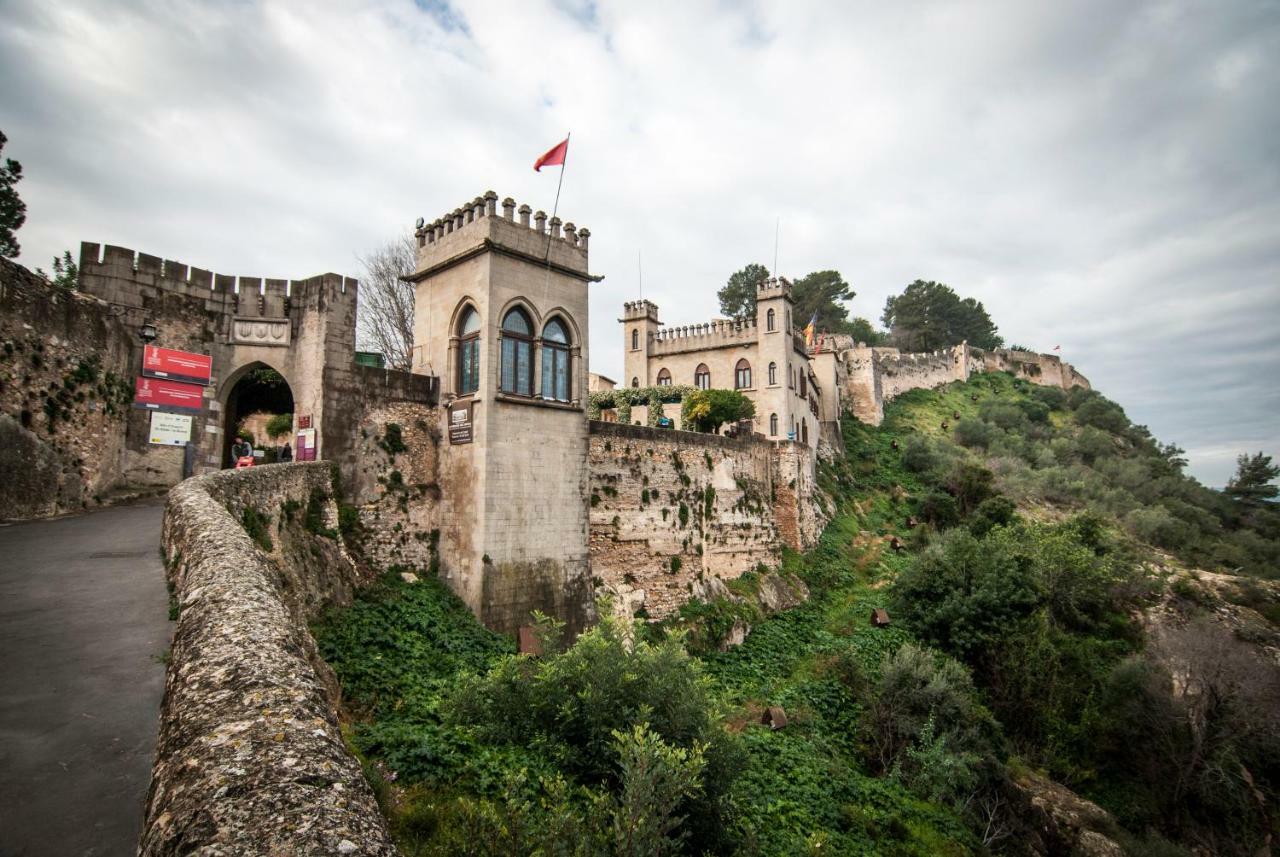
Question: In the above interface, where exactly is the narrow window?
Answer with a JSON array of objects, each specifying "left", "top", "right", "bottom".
[
  {"left": 500, "top": 307, "right": 534, "bottom": 396},
  {"left": 541, "top": 317, "right": 571, "bottom": 402},
  {"left": 769, "top": 413, "right": 778, "bottom": 436},
  {"left": 766, "top": 308, "right": 775, "bottom": 331},
  {"left": 735, "top": 358, "right": 751, "bottom": 390},
  {"left": 631, "top": 377, "right": 639, "bottom": 388},
  {"left": 800, "top": 372, "right": 807, "bottom": 399},
  {"left": 631, "top": 328, "right": 639, "bottom": 350},
  {"left": 802, "top": 420, "right": 809, "bottom": 445},
  {"left": 457, "top": 305, "right": 481, "bottom": 395},
  {"left": 694, "top": 364, "right": 710, "bottom": 389},
  {"left": 657, "top": 367, "right": 672, "bottom": 386},
  {"left": 768, "top": 362, "right": 777, "bottom": 385}
]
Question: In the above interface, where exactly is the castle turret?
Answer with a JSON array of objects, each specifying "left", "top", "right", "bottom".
[
  {"left": 406, "top": 190, "right": 596, "bottom": 636},
  {"left": 755, "top": 277, "right": 796, "bottom": 439},
  {"left": 620, "top": 299, "right": 660, "bottom": 388}
]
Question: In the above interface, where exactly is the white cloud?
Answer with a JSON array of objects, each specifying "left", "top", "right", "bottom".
[{"left": 1, "top": 0, "right": 1276, "bottom": 488}]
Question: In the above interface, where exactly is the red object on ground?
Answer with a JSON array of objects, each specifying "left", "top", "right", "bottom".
[
  {"left": 534, "top": 137, "right": 569, "bottom": 172},
  {"left": 234, "top": 456, "right": 254, "bottom": 469},
  {"left": 133, "top": 376, "right": 205, "bottom": 415},
  {"left": 142, "top": 345, "right": 212, "bottom": 385}
]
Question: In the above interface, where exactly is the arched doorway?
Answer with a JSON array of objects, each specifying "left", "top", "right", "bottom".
[{"left": 222, "top": 362, "right": 294, "bottom": 467}]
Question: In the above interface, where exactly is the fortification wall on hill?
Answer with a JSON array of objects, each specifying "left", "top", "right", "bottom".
[
  {"left": 827, "top": 340, "right": 1089, "bottom": 427},
  {"left": 146, "top": 463, "right": 394, "bottom": 856},
  {"left": 587, "top": 421, "right": 823, "bottom": 620}
]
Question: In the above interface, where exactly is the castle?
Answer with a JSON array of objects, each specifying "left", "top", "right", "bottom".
[{"left": 0, "top": 188, "right": 1088, "bottom": 631}]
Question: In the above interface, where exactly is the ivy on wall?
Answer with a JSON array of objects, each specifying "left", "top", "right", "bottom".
[{"left": 587, "top": 385, "right": 697, "bottom": 430}]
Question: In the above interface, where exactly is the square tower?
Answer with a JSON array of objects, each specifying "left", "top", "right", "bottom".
[
  {"left": 407, "top": 192, "right": 596, "bottom": 635},
  {"left": 620, "top": 300, "right": 660, "bottom": 388},
  {"left": 755, "top": 277, "right": 797, "bottom": 439}
]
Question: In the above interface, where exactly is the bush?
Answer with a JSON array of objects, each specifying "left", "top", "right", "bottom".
[
  {"left": 967, "top": 495, "right": 1017, "bottom": 537},
  {"left": 915, "top": 489, "right": 961, "bottom": 528},
  {"left": 952, "top": 418, "right": 993, "bottom": 450},
  {"left": 943, "top": 462, "right": 995, "bottom": 515},
  {"left": 444, "top": 614, "right": 742, "bottom": 850},
  {"left": 1029, "top": 385, "right": 1067, "bottom": 410},
  {"left": 978, "top": 399, "right": 1028, "bottom": 430},
  {"left": 1075, "top": 397, "right": 1129, "bottom": 434},
  {"left": 861, "top": 644, "right": 998, "bottom": 786}
]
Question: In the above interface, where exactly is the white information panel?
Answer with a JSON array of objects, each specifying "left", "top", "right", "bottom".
[{"left": 149, "top": 411, "right": 193, "bottom": 446}]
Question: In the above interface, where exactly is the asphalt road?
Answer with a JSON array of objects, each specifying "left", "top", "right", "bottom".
[{"left": 0, "top": 500, "right": 171, "bottom": 857}]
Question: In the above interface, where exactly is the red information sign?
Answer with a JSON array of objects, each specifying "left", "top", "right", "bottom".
[
  {"left": 133, "top": 376, "right": 205, "bottom": 415},
  {"left": 142, "top": 345, "right": 212, "bottom": 386}
]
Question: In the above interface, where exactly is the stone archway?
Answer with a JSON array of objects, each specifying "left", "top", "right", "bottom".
[{"left": 220, "top": 361, "right": 295, "bottom": 467}]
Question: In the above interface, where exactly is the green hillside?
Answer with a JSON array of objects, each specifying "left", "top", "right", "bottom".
[{"left": 315, "top": 372, "right": 1280, "bottom": 856}]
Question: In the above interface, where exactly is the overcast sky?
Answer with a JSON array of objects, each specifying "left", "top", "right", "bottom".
[{"left": 2, "top": 0, "right": 1277, "bottom": 487}]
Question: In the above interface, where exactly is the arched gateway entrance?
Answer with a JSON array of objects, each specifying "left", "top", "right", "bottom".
[{"left": 221, "top": 362, "right": 294, "bottom": 467}]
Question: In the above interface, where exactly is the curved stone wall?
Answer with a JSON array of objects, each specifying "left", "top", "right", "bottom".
[{"left": 141, "top": 463, "right": 395, "bottom": 856}]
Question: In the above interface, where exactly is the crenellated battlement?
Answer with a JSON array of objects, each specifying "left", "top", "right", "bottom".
[
  {"left": 649, "top": 315, "right": 759, "bottom": 355},
  {"left": 622, "top": 299, "right": 660, "bottom": 322},
  {"left": 78, "top": 242, "right": 358, "bottom": 320},
  {"left": 755, "top": 276, "right": 792, "bottom": 299},
  {"left": 409, "top": 190, "right": 591, "bottom": 279}
]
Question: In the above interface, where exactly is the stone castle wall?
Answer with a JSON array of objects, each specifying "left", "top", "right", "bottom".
[
  {"left": 0, "top": 258, "right": 155, "bottom": 518},
  {"left": 824, "top": 339, "right": 1090, "bottom": 427},
  {"left": 587, "top": 421, "right": 823, "bottom": 620}
]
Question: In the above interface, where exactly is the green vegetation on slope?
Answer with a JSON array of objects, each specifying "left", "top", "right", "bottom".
[{"left": 314, "top": 372, "right": 1280, "bottom": 856}]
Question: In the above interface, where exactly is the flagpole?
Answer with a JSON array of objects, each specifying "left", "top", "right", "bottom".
[
  {"left": 773, "top": 216, "right": 780, "bottom": 274},
  {"left": 544, "top": 132, "right": 570, "bottom": 262}
]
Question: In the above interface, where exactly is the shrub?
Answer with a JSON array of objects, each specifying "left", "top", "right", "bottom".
[
  {"left": 444, "top": 614, "right": 742, "bottom": 849},
  {"left": 916, "top": 489, "right": 961, "bottom": 528},
  {"left": 681, "top": 389, "right": 755, "bottom": 433},
  {"left": 967, "top": 495, "right": 1017, "bottom": 537},
  {"left": 978, "top": 399, "right": 1028, "bottom": 430},
  {"left": 1029, "top": 386, "right": 1067, "bottom": 410},
  {"left": 1075, "top": 397, "right": 1129, "bottom": 434},
  {"left": 861, "top": 644, "right": 998, "bottom": 780},
  {"left": 943, "top": 462, "right": 995, "bottom": 515},
  {"left": 952, "top": 418, "right": 993, "bottom": 450}
]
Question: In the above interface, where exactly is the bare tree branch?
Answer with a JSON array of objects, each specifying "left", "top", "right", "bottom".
[{"left": 356, "top": 233, "right": 417, "bottom": 370}]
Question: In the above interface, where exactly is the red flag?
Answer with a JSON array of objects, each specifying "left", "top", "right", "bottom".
[{"left": 534, "top": 137, "right": 569, "bottom": 172}]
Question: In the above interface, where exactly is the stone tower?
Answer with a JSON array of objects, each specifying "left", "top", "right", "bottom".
[
  {"left": 754, "top": 277, "right": 796, "bottom": 438},
  {"left": 621, "top": 300, "right": 660, "bottom": 388},
  {"left": 407, "top": 192, "right": 596, "bottom": 635}
]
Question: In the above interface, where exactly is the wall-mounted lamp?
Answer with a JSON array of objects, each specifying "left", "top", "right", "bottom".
[{"left": 139, "top": 321, "right": 158, "bottom": 344}]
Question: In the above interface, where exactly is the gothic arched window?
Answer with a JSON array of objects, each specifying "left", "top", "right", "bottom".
[
  {"left": 802, "top": 420, "right": 809, "bottom": 445},
  {"left": 500, "top": 307, "right": 534, "bottom": 396},
  {"left": 734, "top": 359, "right": 751, "bottom": 390},
  {"left": 766, "top": 308, "right": 775, "bottom": 331},
  {"left": 541, "top": 317, "right": 571, "bottom": 401},
  {"left": 657, "top": 367, "right": 672, "bottom": 386},
  {"left": 631, "top": 377, "right": 639, "bottom": 388},
  {"left": 769, "top": 413, "right": 778, "bottom": 436},
  {"left": 631, "top": 328, "right": 639, "bottom": 350},
  {"left": 694, "top": 364, "right": 710, "bottom": 389},
  {"left": 457, "top": 305, "right": 481, "bottom": 395},
  {"left": 768, "top": 362, "right": 777, "bottom": 386}
]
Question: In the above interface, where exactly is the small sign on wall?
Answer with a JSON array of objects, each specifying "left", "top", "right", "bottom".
[
  {"left": 149, "top": 411, "right": 193, "bottom": 446},
  {"left": 134, "top": 376, "right": 204, "bottom": 415},
  {"left": 448, "top": 401, "right": 474, "bottom": 445},
  {"left": 143, "top": 345, "right": 212, "bottom": 386},
  {"left": 298, "top": 414, "right": 312, "bottom": 429},
  {"left": 295, "top": 428, "right": 317, "bottom": 461}
]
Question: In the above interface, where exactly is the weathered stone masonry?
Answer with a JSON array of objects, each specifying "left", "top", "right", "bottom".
[
  {"left": 588, "top": 421, "right": 823, "bottom": 620},
  {"left": 146, "top": 463, "right": 395, "bottom": 856}
]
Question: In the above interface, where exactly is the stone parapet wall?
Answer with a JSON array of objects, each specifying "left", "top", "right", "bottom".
[
  {"left": 587, "top": 422, "right": 821, "bottom": 621},
  {"left": 144, "top": 463, "right": 395, "bottom": 856}
]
